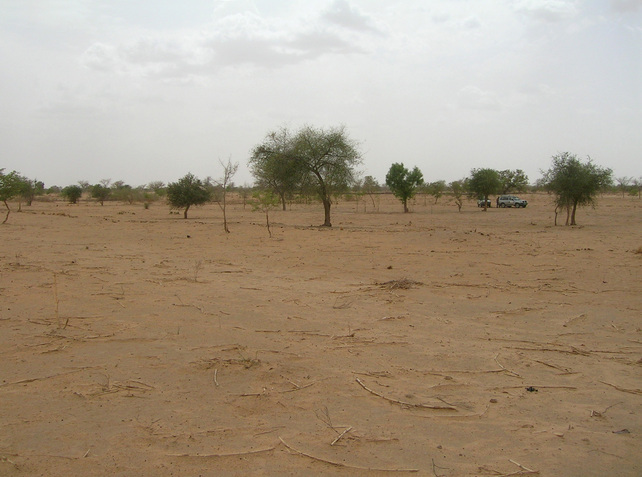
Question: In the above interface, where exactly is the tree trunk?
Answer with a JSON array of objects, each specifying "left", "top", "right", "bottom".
[
  {"left": 565, "top": 206, "right": 571, "bottom": 226},
  {"left": 322, "top": 197, "right": 332, "bottom": 226},
  {"left": 570, "top": 202, "right": 578, "bottom": 226},
  {"left": 403, "top": 199, "right": 408, "bottom": 213},
  {"left": 265, "top": 210, "right": 272, "bottom": 238},
  {"left": 2, "top": 200, "right": 9, "bottom": 224},
  {"left": 280, "top": 192, "right": 286, "bottom": 211},
  {"left": 183, "top": 205, "right": 190, "bottom": 219}
]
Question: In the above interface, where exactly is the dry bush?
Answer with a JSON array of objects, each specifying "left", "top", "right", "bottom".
[{"left": 377, "top": 278, "right": 423, "bottom": 290}]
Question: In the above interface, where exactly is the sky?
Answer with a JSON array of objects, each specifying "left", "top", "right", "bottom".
[{"left": 1, "top": 0, "right": 640, "bottom": 188}]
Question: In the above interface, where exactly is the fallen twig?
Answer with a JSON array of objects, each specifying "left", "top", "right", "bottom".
[
  {"left": 508, "top": 458, "right": 539, "bottom": 474},
  {"left": 330, "top": 427, "right": 353, "bottom": 446},
  {"left": 494, "top": 354, "right": 521, "bottom": 378},
  {"left": 168, "top": 446, "right": 275, "bottom": 458},
  {"left": 278, "top": 437, "right": 418, "bottom": 472},
  {"left": 279, "top": 382, "right": 315, "bottom": 393},
  {"left": 0, "top": 368, "right": 93, "bottom": 388},
  {"left": 355, "top": 378, "right": 456, "bottom": 410},
  {"left": 599, "top": 381, "right": 642, "bottom": 395}
]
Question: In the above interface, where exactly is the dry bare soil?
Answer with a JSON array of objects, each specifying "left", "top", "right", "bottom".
[{"left": 1, "top": 193, "right": 640, "bottom": 476}]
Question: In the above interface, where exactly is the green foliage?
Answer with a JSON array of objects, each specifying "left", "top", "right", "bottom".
[
  {"left": 361, "top": 175, "right": 380, "bottom": 211},
  {"left": 498, "top": 169, "right": 529, "bottom": 194},
  {"left": 249, "top": 125, "right": 362, "bottom": 226},
  {"left": 61, "top": 185, "right": 83, "bottom": 204},
  {"left": 111, "top": 183, "right": 143, "bottom": 204},
  {"left": 249, "top": 128, "right": 303, "bottom": 211},
  {"left": 91, "top": 184, "right": 111, "bottom": 205},
  {"left": 166, "top": 173, "right": 211, "bottom": 219},
  {"left": 425, "top": 180, "right": 447, "bottom": 204},
  {"left": 385, "top": 163, "right": 423, "bottom": 213},
  {"left": 541, "top": 152, "right": 612, "bottom": 225},
  {"left": 148, "top": 181, "right": 167, "bottom": 197},
  {"left": 18, "top": 178, "right": 45, "bottom": 206},
  {"left": 449, "top": 180, "right": 466, "bottom": 212},
  {"left": 251, "top": 189, "right": 280, "bottom": 237},
  {"left": 0, "top": 170, "right": 21, "bottom": 201},
  {"left": 0, "top": 170, "right": 23, "bottom": 224},
  {"left": 467, "top": 168, "right": 501, "bottom": 210}
]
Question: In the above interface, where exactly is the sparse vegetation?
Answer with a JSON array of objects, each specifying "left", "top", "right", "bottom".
[
  {"left": 61, "top": 185, "right": 83, "bottom": 204},
  {"left": 211, "top": 158, "right": 239, "bottom": 233},
  {"left": 166, "top": 173, "right": 211, "bottom": 219},
  {"left": 251, "top": 189, "right": 280, "bottom": 238},
  {"left": 385, "top": 163, "right": 423, "bottom": 213},
  {"left": 467, "top": 168, "right": 502, "bottom": 211},
  {"left": 250, "top": 125, "right": 362, "bottom": 226},
  {"left": 541, "top": 152, "right": 613, "bottom": 226},
  {"left": 0, "top": 169, "right": 21, "bottom": 224}
]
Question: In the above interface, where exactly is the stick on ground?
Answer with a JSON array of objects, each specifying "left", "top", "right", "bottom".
[
  {"left": 355, "top": 378, "right": 456, "bottom": 410},
  {"left": 279, "top": 437, "right": 418, "bottom": 472}
]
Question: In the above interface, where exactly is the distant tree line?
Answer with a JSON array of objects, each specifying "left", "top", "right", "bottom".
[{"left": 0, "top": 123, "right": 627, "bottom": 227}]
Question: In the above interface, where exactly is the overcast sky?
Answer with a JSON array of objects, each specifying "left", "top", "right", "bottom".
[{"left": 1, "top": 0, "right": 640, "bottom": 188}]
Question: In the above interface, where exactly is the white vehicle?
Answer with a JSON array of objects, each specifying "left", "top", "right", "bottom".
[{"left": 497, "top": 195, "right": 528, "bottom": 208}]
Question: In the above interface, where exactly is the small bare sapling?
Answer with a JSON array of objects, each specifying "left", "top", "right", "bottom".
[{"left": 252, "top": 190, "right": 280, "bottom": 237}]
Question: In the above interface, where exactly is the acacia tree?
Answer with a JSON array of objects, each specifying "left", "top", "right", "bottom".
[
  {"left": 249, "top": 128, "right": 302, "bottom": 211},
  {"left": 385, "top": 163, "right": 423, "bottom": 213},
  {"left": 249, "top": 125, "right": 361, "bottom": 227},
  {"left": 0, "top": 169, "right": 21, "bottom": 224},
  {"left": 498, "top": 169, "right": 529, "bottom": 194},
  {"left": 362, "top": 175, "right": 380, "bottom": 212},
  {"left": 91, "top": 184, "right": 111, "bottom": 205},
  {"left": 426, "top": 180, "right": 447, "bottom": 204},
  {"left": 295, "top": 125, "right": 361, "bottom": 226},
  {"left": 61, "top": 185, "right": 83, "bottom": 204},
  {"left": 449, "top": 180, "right": 465, "bottom": 212},
  {"left": 467, "top": 168, "right": 501, "bottom": 211},
  {"left": 615, "top": 177, "right": 632, "bottom": 197},
  {"left": 541, "top": 152, "right": 612, "bottom": 226},
  {"left": 167, "top": 173, "right": 211, "bottom": 219}
]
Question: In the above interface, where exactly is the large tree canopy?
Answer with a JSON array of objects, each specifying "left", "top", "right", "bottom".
[
  {"left": 467, "top": 168, "right": 501, "bottom": 210},
  {"left": 385, "top": 163, "right": 423, "bottom": 213},
  {"left": 541, "top": 152, "right": 612, "bottom": 225},
  {"left": 249, "top": 128, "right": 303, "bottom": 211},
  {"left": 167, "top": 173, "right": 211, "bottom": 219},
  {"left": 498, "top": 169, "right": 529, "bottom": 194},
  {"left": 249, "top": 125, "right": 361, "bottom": 227}
]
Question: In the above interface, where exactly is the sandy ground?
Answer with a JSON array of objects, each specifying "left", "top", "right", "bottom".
[{"left": 1, "top": 192, "right": 640, "bottom": 476}]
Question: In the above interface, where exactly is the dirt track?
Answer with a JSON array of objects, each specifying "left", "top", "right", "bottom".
[{"left": 1, "top": 193, "right": 640, "bottom": 476}]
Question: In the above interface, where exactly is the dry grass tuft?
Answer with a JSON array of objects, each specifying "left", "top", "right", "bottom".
[
  {"left": 377, "top": 278, "right": 423, "bottom": 290},
  {"left": 634, "top": 246, "right": 642, "bottom": 255}
]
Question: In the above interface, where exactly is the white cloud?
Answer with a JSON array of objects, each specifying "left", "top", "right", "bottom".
[
  {"left": 514, "top": 0, "right": 579, "bottom": 22},
  {"left": 80, "top": 5, "right": 373, "bottom": 80},
  {"left": 322, "top": 0, "right": 382, "bottom": 33},
  {"left": 458, "top": 86, "right": 502, "bottom": 111},
  {"left": 610, "top": 0, "right": 642, "bottom": 12}
]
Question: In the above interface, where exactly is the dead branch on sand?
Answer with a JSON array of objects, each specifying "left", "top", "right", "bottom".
[
  {"left": 599, "top": 381, "right": 642, "bottom": 395},
  {"left": 494, "top": 354, "right": 522, "bottom": 378},
  {"left": 168, "top": 446, "right": 275, "bottom": 458},
  {"left": 355, "top": 378, "right": 456, "bottom": 410},
  {"left": 0, "top": 367, "right": 95, "bottom": 388},
  {"left": 278, "top": 437, "right": 419, "bottom": 472}
]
